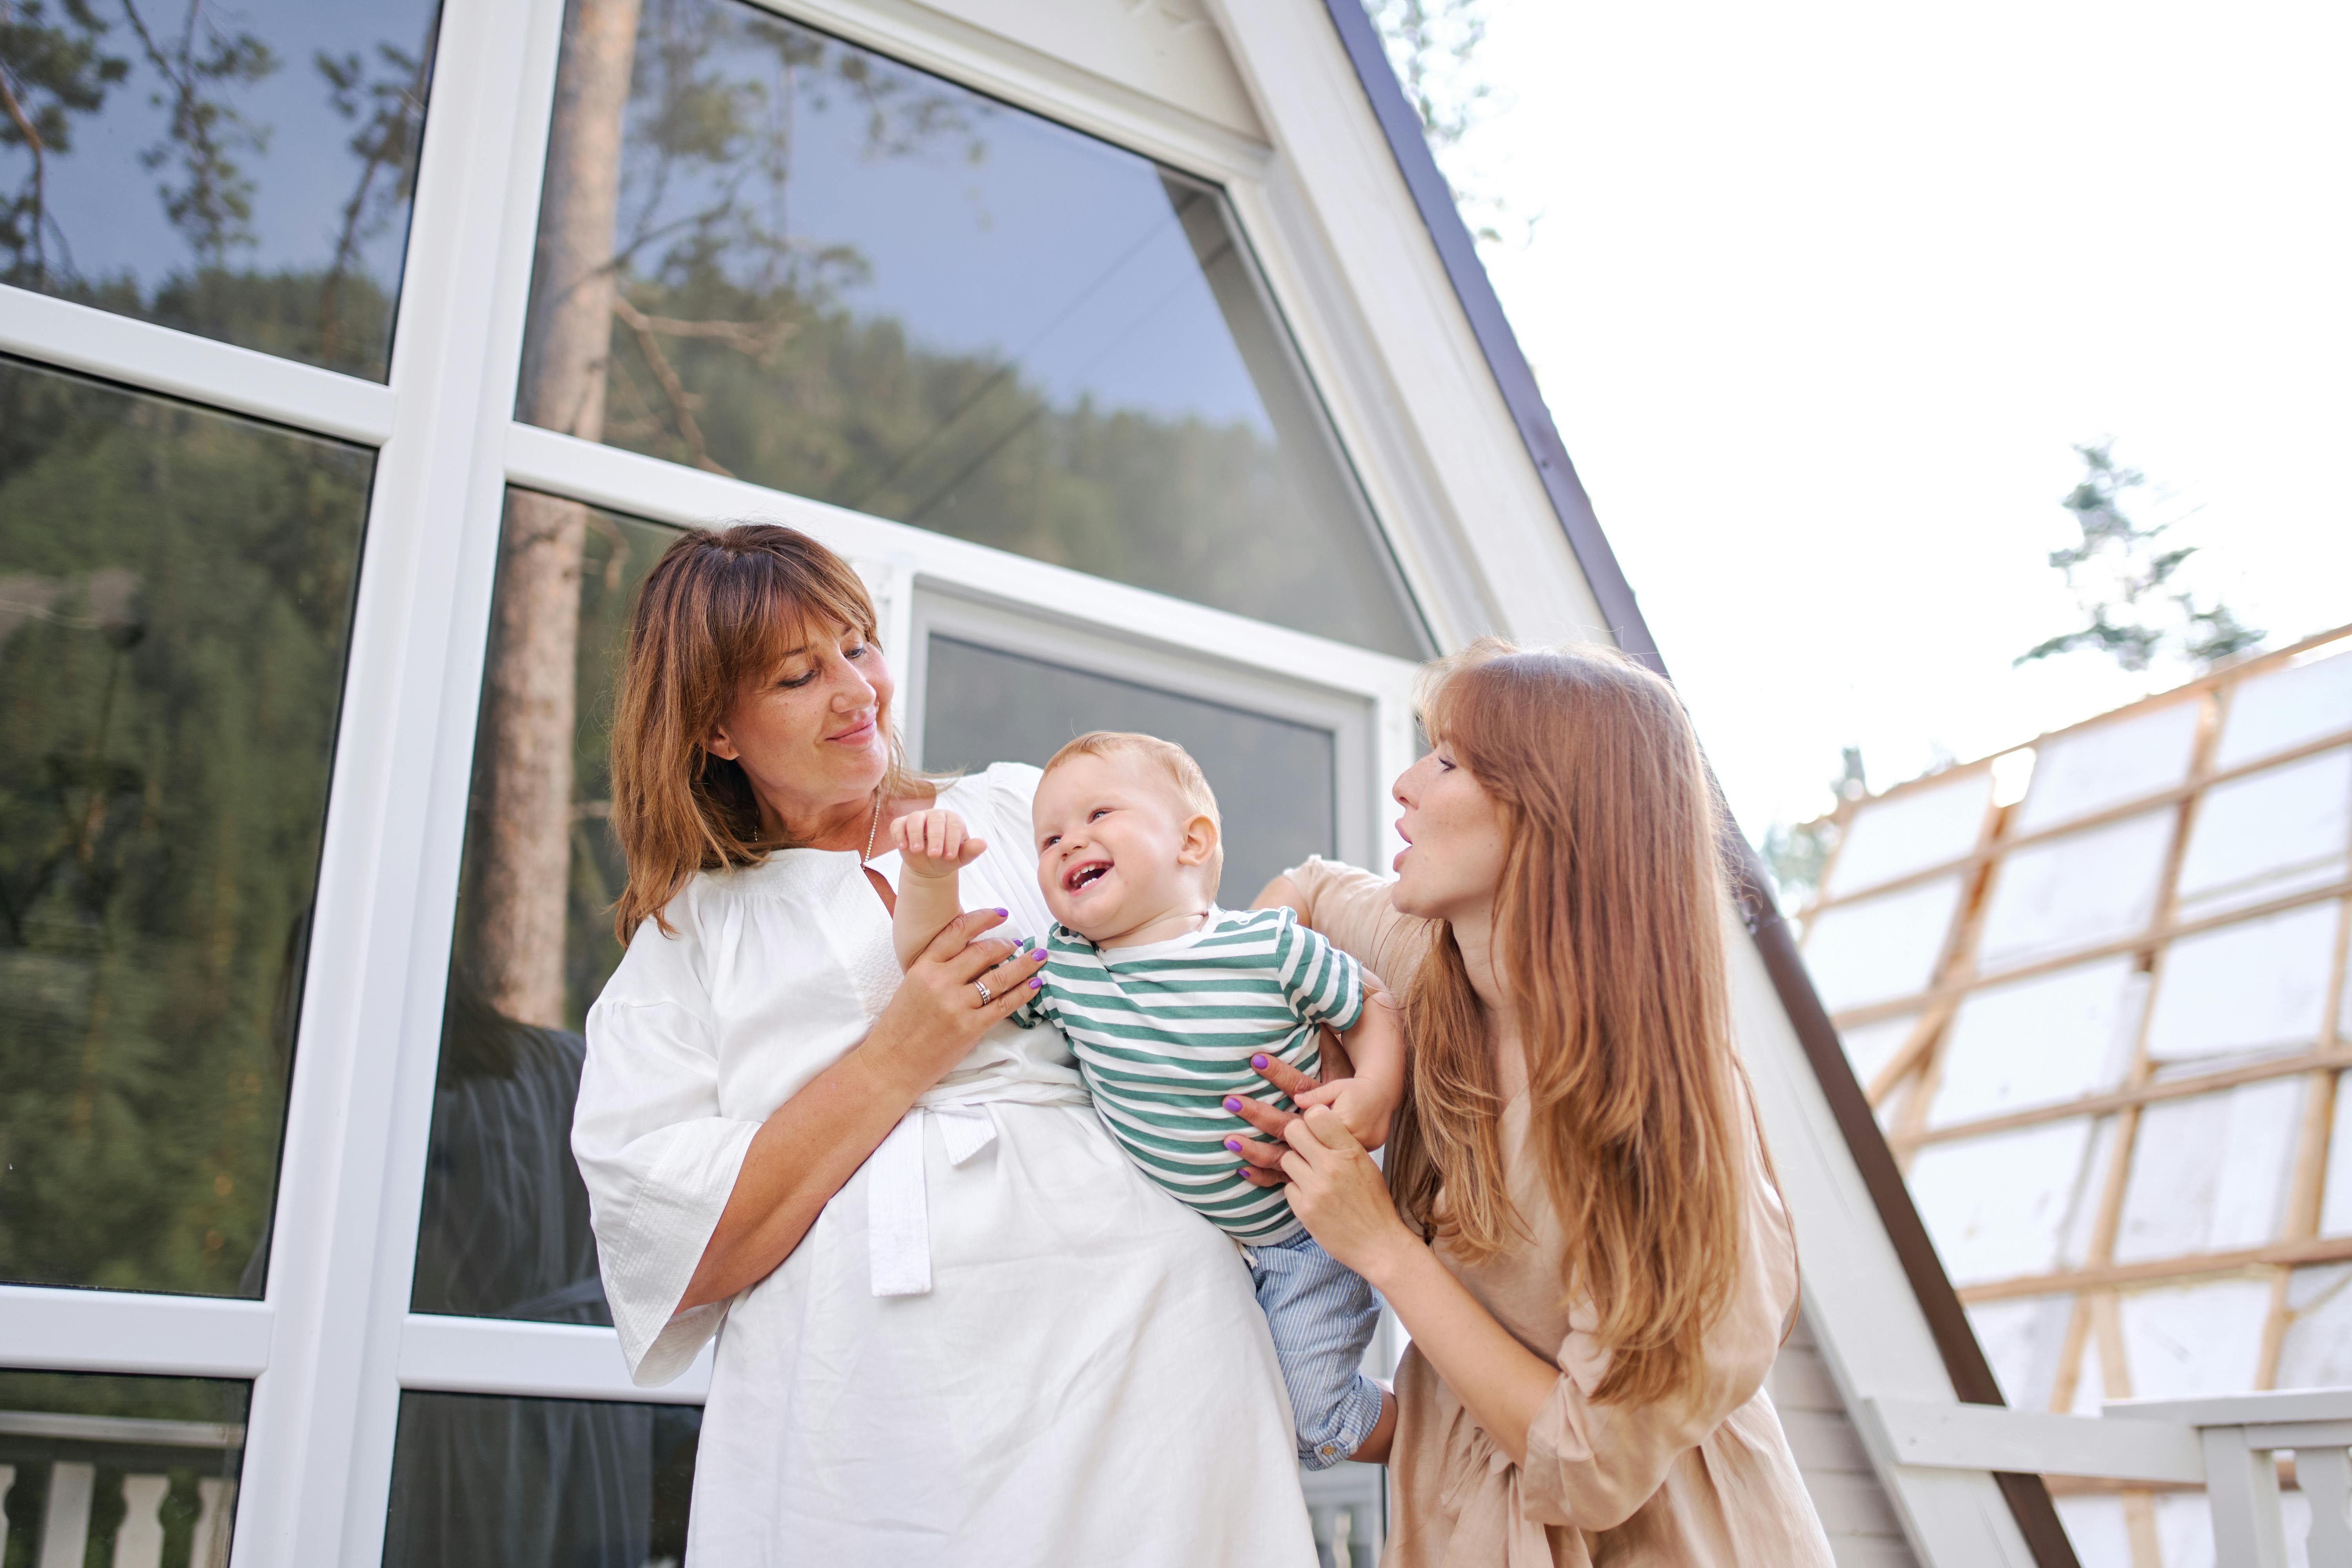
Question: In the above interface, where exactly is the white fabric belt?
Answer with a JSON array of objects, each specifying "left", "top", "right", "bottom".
[{"left": 868, "top": 1083, "right": 1089, "bottom": 1297}]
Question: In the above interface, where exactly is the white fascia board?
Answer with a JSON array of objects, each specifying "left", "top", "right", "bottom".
[
  {"left": 0, "top": 285, "right": 396, "bottom": 446},
  {"left": 0, "top": 1287, "right": 273, "bottom": 1379},
  {"left": 1727, "top": 928, "right": 2039, "bottom": 1566},
  {"left": 398, "top": 1315, "right": 711, "bottom": 1405},
  {"left": 1200, "top": 0, "right": 1608, "bottom": 652},
  {"left": 758, "top": 0, "right": 1269, "bottom": 180}
]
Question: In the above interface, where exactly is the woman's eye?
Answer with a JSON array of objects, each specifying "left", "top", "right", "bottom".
[
  {"left": 846, "top": 644, "right": 868, "bottom": 660},
  {"left": 780, "top": 669, "right": 817, "bottom": 690},
  {"left": 1435, "top": 755, "right": 1456, "bottom": 772}
]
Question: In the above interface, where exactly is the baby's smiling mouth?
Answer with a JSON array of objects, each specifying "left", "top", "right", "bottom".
[{"left": 1063, "top": 859, "right": 1112, "bottom": 893}]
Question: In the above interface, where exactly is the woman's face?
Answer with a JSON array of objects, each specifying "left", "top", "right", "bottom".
[
  {"left": 1388, "top": 739, "right": 1508, "bottom": 923},
  {"left": 705, "top": 619, "right": 893, "bottom": 828}
]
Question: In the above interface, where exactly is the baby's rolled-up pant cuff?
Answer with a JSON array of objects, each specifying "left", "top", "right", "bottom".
[{"left": 1299, "top": 1372, "right": 1386, "bottom": 1470}]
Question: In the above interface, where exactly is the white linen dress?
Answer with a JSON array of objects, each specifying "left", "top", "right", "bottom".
[{"left": 573, "top": 762, "right": 1317, "bottom": 1566}]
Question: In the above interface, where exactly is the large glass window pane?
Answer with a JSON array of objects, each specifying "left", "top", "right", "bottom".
[
  {"left": 0, "top": 356, "right": 370, "bottom": 1297},
  {"left": 518, "top": 0, "right": 1425, "bottom": 657},
  {"left": 919, "top": 635, "right": 1337, "bottom": 906},
  {"left": 382, "top": 1392, "right": 698, "bottom": 1568},
  {"left": 0, "top": 1370, "right": 247, "bottom": 1568},
  {"left": 415, "top": 491, "right": 667, "bottom": 1323},
  {"left": 0, "top": 0, "right": 444, "bottom": 379}
]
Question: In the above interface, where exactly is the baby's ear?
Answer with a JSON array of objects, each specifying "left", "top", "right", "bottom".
[{"left": 1176, "top": 811, "right": 1220, "bottom": 867}]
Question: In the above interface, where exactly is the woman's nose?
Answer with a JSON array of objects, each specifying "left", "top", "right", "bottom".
[{"left": 830, "top": 661, "right": 876, "bottom": 707}]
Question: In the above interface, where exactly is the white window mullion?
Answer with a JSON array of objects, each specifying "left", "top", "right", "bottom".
[
  {"left": 228, "top": 1, "right": 573, "bottom": 1565},
  {"left": 0, "top": 284, "right": 397, "bottom": 446},
  {"left": 397, "top": 1315, "right": 711, "bottom": 1406},
  {"left": 0, "top": 1286, "right": 273, "bottom": 1380}
]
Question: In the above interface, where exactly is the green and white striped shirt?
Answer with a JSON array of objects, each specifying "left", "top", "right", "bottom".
[{"left": 1027, "top": 907, "right": 1365, "bottom": 1244}]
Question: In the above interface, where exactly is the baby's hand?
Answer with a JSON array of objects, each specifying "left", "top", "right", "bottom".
[
  {"left": 1293, "top": 1067, "right": 1400, "bottom": 1153},
  {"left": 891, "top": 809, "right": 985, "bottom": 881}
]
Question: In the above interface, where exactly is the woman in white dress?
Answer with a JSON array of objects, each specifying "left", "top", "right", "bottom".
[{"left": 570, "top": 523, "right": 1316, "bottom": 1565}]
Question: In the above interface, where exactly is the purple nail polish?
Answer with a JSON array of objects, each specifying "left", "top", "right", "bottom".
[
  {"left": 1250, "top": 1054, "right": 1270, "bottom": 1071},
  {"left": 993, "top": 907, "right": 1007, "bottom": 917},
  {"left": 1225, "top": 1138, "right": 1243, "bottom": 1153},
  {"left": 1223, "top": 1097, "right": 1244, "bottom": 1113},
  {"left": 1028, "top": 976, "right": 1042, "bottom": 989}
]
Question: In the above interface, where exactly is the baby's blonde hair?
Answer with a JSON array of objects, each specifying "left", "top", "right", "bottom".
[{"left": 1040, "top": 731, "right": 1223, "bottom": 887}]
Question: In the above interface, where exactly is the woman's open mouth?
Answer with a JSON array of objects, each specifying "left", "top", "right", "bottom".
[{"left": 1063, "top": 860, "right": 1112, "bottom": 893}]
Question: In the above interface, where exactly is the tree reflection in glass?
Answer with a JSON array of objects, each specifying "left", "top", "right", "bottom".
[
  {"left": 413, "top": 494, "right": 669, "bottom": 1326},
  {"left": 0, "top": 0, "right": 443, "bottom": 378},
  {"left": 0, "top": 356, "right": 370, "bottom": 1296},
  {"left": 517, "top": 0, "right": 1426, "bottom": 656}
]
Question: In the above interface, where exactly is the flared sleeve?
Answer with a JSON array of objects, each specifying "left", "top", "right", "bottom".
[
  {"left": 1279, "top": 856, "right": 1434, "bottom": 988},
  {"left": 1517, "top": 1126, "right": 1800, "bottom": 1530},
  {"left": 573, "top": 908, "right": 764, "bottom": 1387}
]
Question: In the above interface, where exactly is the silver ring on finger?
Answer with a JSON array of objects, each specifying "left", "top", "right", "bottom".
[{"left": 973, "top": 977, "right": 993, "bottom": 1005}]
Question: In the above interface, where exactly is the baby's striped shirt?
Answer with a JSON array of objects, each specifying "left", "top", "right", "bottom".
[{"left": 1027, "top": 906, "right": 1365, "bottom": 1244}]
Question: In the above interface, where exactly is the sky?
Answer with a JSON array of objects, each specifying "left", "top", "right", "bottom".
[{"left": 1445, "top": 0, "right": 2352, "bottom": 843}]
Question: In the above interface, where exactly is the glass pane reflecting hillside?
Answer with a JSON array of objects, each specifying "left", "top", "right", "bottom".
[
  {"left": 0, "top": 0, "right": 444, "bottom": 378},
  {"left": 0, "top": 357, "right": 370, "bottom": 1296},
  {"left": 518, "top": 0, "right": 1425, "bottom": 657}
]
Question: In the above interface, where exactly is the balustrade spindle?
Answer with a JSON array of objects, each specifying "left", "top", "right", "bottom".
[{"left": 37, "top": 1461, "right": 95, "bottom": 1568}]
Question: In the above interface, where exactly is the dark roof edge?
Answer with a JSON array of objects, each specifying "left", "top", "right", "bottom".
[{"left": 1316, "top": 4, "right": 2074, "bottom": 1563}]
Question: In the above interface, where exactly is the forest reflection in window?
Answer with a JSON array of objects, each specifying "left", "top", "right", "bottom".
[
  {"left": 519, "top": 0, "right": 1426, "bottom": 657},
  {"left": 383, "top": 1392, "right": 698, "bottom": 1568},
  {"left": 0, "top": 356, "right": 369, "bottom": 1298},
  {"left": 414, "top": 492, "right": 668, "bottom": 1324},
  {"left": 0, "top": 0, "right": 443, "bottom": 379}
]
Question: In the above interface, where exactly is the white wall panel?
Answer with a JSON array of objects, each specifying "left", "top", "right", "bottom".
[
  {"left": 1804, "top": 876, "right": 1966, "bottom": 1013},
  {"left": 2214, "top": 647, "right": 2352, "bottom": 771},
  {"left": 2275, "top": 1264, "right": 2352, "bottom": 1388},
  {"left": 1927, "top": 958, "right": 2143, "bottom": 1128},
  {"left": 1825, "top": 771, "right": 1992, "bottom": 900},
  {"left": 1978, "top": 811, "right": 2174, "bottom": 969},
  {"left": 2112, "top": 1080, "right": 2301, "bottom": 1262},
  {"left": 2173, "top": 745, "right": 2351, "bottom": 922},
  {"left": 2144, "top": 903, "right": 2337, "bottom": 1063},
  {"left": 2117, "top": 1278, "right": 2271, "bottom": 1400},
  {"left": 1907, "top": 1118, "right": 2103, "bottom": 1286},
  {"left": 1967, "top": 1295, "right": 2073, "bottom": 1413},
  {"left": 2014, "top": 700, "right": 2201, "bottom": 835}
]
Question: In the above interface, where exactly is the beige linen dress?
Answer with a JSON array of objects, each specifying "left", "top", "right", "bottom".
[{"left": 1285, "top": 858, "right": 1834, "bottom": 1568}]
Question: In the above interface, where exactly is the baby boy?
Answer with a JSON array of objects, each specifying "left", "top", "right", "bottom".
[{"left": 888, "top": 730, "right": 1400, "bottom": 1469}]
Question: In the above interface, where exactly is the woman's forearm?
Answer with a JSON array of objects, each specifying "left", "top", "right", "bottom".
[
  {"left": 677, "top": 1031, "right": 927, "bottom": 1310},
  {"left": 1363, "top": 1236, "right": 1558, "bottom": 1468}
]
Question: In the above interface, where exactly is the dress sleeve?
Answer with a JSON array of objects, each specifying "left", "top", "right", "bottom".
[
  {"left": 1276, "top": 913, "right": 1366, "bottom": 1033},
  {"left": 1516, "top": 1118, "right": 1800, "bottom": 1530},
  {"left": 1280, "top": 856, "right": 1436, "bottom": 989},
  {"left": 572, "top": 917, "right": 764, "bottom": 1387}
]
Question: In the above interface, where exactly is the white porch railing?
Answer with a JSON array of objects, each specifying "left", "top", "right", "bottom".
[
  {"left": 1302, "top": 1460, "right": 1385, "bottom": 1568},
  {"left": 0, "top": 1411, "right": 241, "bottom": 1568},
  {"left": 1864, "top": 1387, "right": 2352, "bottom": 1567}
]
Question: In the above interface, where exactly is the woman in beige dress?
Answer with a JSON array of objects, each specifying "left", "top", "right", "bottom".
[{"left": 1236, "top": 640, "right": 1835, "bottom": 1566}]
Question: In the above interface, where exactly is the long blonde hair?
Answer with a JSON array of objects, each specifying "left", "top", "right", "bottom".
[
  {"left": 1384, "top": 639, "right": 1751, "bottom": 1409},
  {"left": 609, "top": 523, "right": 920, "bottom": 942}
]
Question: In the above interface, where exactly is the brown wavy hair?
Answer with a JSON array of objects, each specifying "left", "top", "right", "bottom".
[
  {"left": 609, "top": 523, "right": 920, "bottom": 942},
  {"left": 1383, "top": 639, "right": 1751, "bottom": 1409}
]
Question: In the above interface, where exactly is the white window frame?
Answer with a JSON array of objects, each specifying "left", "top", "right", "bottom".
[{"left": 0, "top": 0, "right": 1432, "bottom": 1561}]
